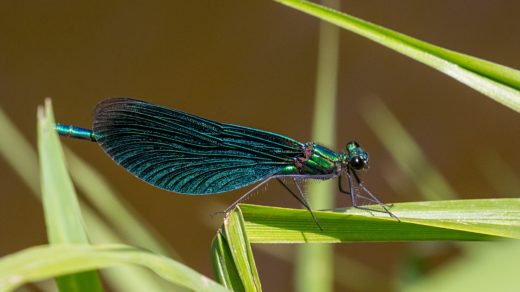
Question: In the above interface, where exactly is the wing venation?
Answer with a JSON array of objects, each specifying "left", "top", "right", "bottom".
[{"left": 93, "top": 98, "right": 303, "bottom": 194}]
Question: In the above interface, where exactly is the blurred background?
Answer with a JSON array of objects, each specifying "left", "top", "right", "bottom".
[{"left": 1, "top": 1, "right": 519, "bottom": 291}]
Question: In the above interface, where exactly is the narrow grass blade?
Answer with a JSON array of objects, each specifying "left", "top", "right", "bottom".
[
  {"left": 37, "top": 99, "right": 103, "bottom": 291},
  {"left": 240, "top": 199, "right": 520, "bottom": 243},
  {"left": 275, "top": 0, "right": 520, "bottom": 113},
  {"left": 297, "top": 1, "right": 340, "bottom": 291},
  {"left": 221, "top": 207, "right": 262, "bottom": 291},
  {"left": 0, "top": 105, "right": 173, "bottom": 291},
  {"left": 211, "top": 232, "right": 245, "bottom": 292},
  {"left": 0, "top": 244, "right": 227, "bottom": 292}
]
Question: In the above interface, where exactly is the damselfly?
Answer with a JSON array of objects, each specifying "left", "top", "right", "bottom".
[{"left": 55, "top": 98, "right": 397, "bottom": 229}]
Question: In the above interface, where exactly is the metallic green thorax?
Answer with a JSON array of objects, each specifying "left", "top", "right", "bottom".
[
  {"left": 280, "top": 142, "right": 369, "bottom": 176},
  {"left": 280, "top": 143, "right": 341, "bottom": 175}
]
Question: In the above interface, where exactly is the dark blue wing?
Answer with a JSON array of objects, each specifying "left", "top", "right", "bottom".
[{"left": 92, "top": 98, "right": 303, "bottom": 194}]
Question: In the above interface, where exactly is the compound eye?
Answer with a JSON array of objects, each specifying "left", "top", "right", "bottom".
[{"left": 350, "top": 156, "right": 366, "bottom": 170}]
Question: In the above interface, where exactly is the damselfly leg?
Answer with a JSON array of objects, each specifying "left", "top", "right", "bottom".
[
  {"left": 221, "top": 174, "right": 326, "bottom": 230},
  {"left": 276, "top": 178, "right": 322, "bottom": 231},
  {"left": 339, "top": 171, "right": 399, "bottom": 221}
]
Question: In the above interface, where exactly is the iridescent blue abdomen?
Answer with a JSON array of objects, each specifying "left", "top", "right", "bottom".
[{"left": 55, "top": 123, "right": 96, "bottom": 141}]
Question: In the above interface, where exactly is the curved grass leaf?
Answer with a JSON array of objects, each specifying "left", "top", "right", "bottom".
[
  {"left": 38, "top": 99, "right": 103, "bottom": 291},
  {"left": 38, "top": 100, "right": 88, "bottom": 245},
  {"left": 239, "top": 198, "right": 520, "bottom": 243},
  {"left": 275, "top": 0, "right": 520, "bottom": 113},
  {"left": 1, "top": 104, "right": 174, "bottom": 291},
  {"left": 0, "top": 244, "right": 227, "bottom": 292},
  {"left": 203, "top": 202, "right": 392, "bottom": 291},
  {"left": 219, "top": 207, "right": 262, "bottom": 291},
  {"left": 211, "top": 233, "right": 245, "bottom": 292}
]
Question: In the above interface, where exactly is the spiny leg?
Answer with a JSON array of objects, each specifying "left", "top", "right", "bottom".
[
  {"left": 338, "top": 173, "right": 351, "bottom": 194},
  {"left": 222, "top": 176, "right": 277, "bottom": 214},
  {"left": 346, "top": 171, "right": 399, "bottom": 221},
  {"left": 350, "top": 170, "right": 393, "bottom": 208},
  {"left": 340, "top": 174, "right": 376, "bottom": 205},
  {"left": 354, "top": 193, "right": 388, "bottom": 205},
  {"left": 221, "top": 174, "right": 319, "bottom": 214},
  {"left": 218, "top": 174, "right": 332, "bottom": 229},
  {"left": 357, "top": 183, "right": 399, "bottom": 221},
  {"left": 277, "top": 178, "right": 323, "bottom": 231},
  {"left": 346, "top": 172, "right": 380, "bottom": 212},
  {"left": 351, "top": 191, "right": 394, "bottom": 208}
]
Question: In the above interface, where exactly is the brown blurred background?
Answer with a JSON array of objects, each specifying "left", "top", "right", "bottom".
[{"left": 1, "top": 1, "right": 519, "bottom": 291}]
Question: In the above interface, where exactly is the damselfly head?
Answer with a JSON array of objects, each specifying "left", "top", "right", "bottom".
[{"left": 345, "top": 140, "right": 369, "bottom": 171}]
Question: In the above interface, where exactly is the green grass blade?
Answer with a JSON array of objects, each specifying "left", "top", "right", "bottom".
[
  {"left": 211, "top": 233, "right": 245, "bottom": 292},
  {"left": 275, "top": 0, "right": 520, "bottom": 113},
  {"left": 0, "top": 105, "right": 172, "bottom": 291},
  {"left": 202, "top": 202, "right": 392, "bottom": 291},
  {"left": 297, "top": 0, "right": 340, "bottom": 291},
  {"left": 38, "top": 102, "right": 88, "bottom": 242},
  {"left": 37, "top": 99, "right": 103, "bottom": 291},
  {"left": 221, "top": 207, "right": 262, "bottom": 291},
  {"left": 0, "top": 244, "right": 227, "bottom": 292},
  {"left": 240, "top": 199, "right": 520, "bottom": 243}
]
